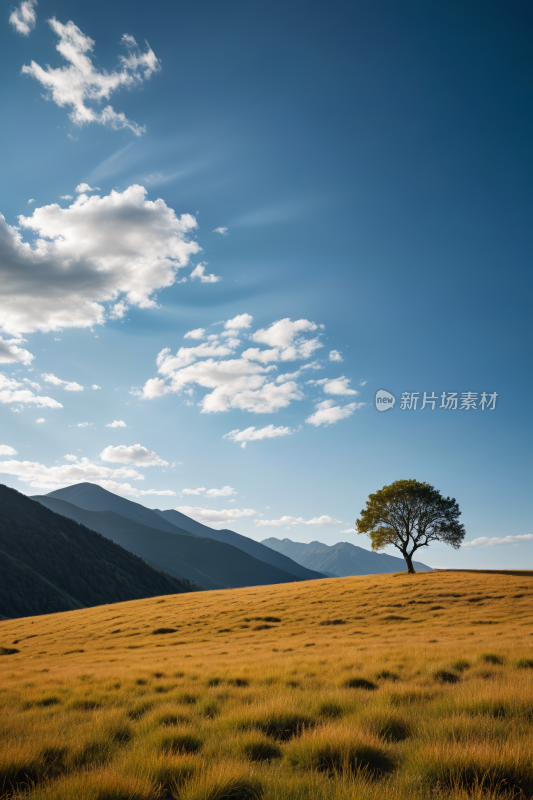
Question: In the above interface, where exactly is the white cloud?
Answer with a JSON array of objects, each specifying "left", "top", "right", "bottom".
[
  {"left": 223, "top": 424, "right": 296, "bottom": 448},
  {"left": 138, "top": 315, "right": 330, "bottom": 415},
  {"left": 35, "top": 417, "right": 45, "bottom": 423},
  {"left": 0, "top": 337, "right": 34, "bottom": 366},
  {"left": 212, "top": 226, "right": 228, "bottom": 235},
  {"left": 0, "top": 456, "right": 143, "bottom": 492},
  {"left": 0, "top": 372, "right": 62, "bottom": 408},
  {"left": 255, "top": 515, "right": 343, "bottom": 528},
  {"left": 28, "top": 199, "right": 35, "bottom": 205},
  {"left": 22, "top": 20, "right": 160, "bottom": 135},
  {"left": 184, "top": 328, "right": 206, "bottom": 340},
  {"left": 77, "top": 422, "right": 93, "bottom": 427},
  {"left": 176, "top": 506, "right": 257, "bottom": 526},
  {"left": 0, "top": 185, "right": 200, "bottom": 335},
  {"left": 339, "top": 528, "right": 354, "bottom": 534},
  {"left": 106, "top": 420, "right": 127, "bottom": 428},
  {"left": 190, "top": 262, "right": 221, "bottom": 283},
  {"left": 0, "top": 445, "right": 18, "bottom": 456},
  {"left": 100, "top": 443, "right": 168, "bottom": 467},
  {"left": 60, "top": 194, "right": 73, "bottom": 200},
  {"left": 462, "top": 535, "right": 533, "bottom": 547},
  {"left": 309, "top": 376, "right": 358, "bottom": 396},
  {"left": 306, "top": 399, "right": 362, "bottom": 426},
  {"left": 42, "top": 373, "right": 84, "bottom": 392},
  {"left": 9, "top": 0, "right": 37, "bottom": 36},
  {"left": 181, "top": 486, "right": 237, "bottom": 497},
  {"left": 91, "top": 384, "right": 101, "bottom": 390},
  {"left": 225, "top": 314, "right": 253, "bottom": 330},
  {"left": 76, "top": 183, "right": 100, "bottom": 193},
  {"left": 329, "top": 350, "right": 343, "bottom": 362}
]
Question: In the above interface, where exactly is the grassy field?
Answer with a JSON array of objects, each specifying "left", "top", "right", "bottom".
[{"left": 1, "top": 570, "right": 532, "bottom": 800}]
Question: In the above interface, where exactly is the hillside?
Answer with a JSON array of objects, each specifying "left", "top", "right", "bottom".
[
  {"left": 44, "top": 483, "right": 181, "bottom": 533},
  {"left": 155, "top": 508, "right": 323, "bottom": 581},
  {"left": 0, "top": 571, "right": 531, "bottom": 800},
  {"left": 262, "top": 537, "right": 432, "bottom": 575},
  {"left": 37, "top": 483, "right": 325, "bottom": 584},
  {"left": 32, "top": 495, "right": 312, "bottom": 591},
  {"left": 0, "top": 484, "right": 199, "bottom": 620}
]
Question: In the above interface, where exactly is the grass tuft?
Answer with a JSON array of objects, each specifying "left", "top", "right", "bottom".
[
  {"left": 284, "top": 724, "right": 395, "bottom": 778},
  {"left": 344, "top": 677, "right": 377, "bottom": 690}
]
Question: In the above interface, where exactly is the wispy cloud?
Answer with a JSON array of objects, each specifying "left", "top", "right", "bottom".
[
  {"left": 105, "top": 420, "right": 127, "bottom": 428},
  {"left": 22, "top": 21, "right": 160, "bottom": 134},
  {"left": 0, "top": 372, "right": 62, "bottom": 409},
  {"left": 255, "top": 515, "right": 343, "bottom": 527},
  {"left": 181, "top": 486, "right": 237, "bottom": 497},
  {"left": 462, "top": 534, "right": 533, "bottom": 547},
  {"left": 190, "top": 262, "right": 222, "bottom": 283},
  {"left": 306, "top": 399, "right": 363, "bottom": 426},
  {"left": 212, "top": 226, "right": 228, "bottom": 235},
  {"left": 9, "top": 0, "right": 37, "bottom": 36},
  {"left": 176, "top": 506, "right": 258, "bottom": 526},
  {"left": 223, "top": 424, "right": 296, "bottom": 448}
]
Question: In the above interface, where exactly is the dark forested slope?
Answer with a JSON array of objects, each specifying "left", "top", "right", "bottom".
[{"left": 0, "top": 484, "right": 200, "bottom": 620}]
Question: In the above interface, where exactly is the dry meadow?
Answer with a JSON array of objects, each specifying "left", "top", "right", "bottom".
[{"left": 1, "top": 570, "right": 532, "bottom": 800}]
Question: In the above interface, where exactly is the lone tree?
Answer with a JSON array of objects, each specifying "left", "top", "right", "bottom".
[{"left": 356, "top": 479, "right": 465, "bottom": 573}]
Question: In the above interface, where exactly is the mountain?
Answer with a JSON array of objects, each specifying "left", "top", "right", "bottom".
[
  {"left": 45, "top": 483, "right": 181, "bottom": 533},
  {"left": 154, "top": 508, "right": 324, "bottom": 581},
  {"left": 32, "top": 495, "right": 315, "bottom": 591},
  {"left": 261, "top": 538, "right": 433, "bottom": 576},
  {"left": 0, "top": 484, "right": 200, "bottom": 620},
  {"left": 42, "top": 483, "right": 325, "bottom": 582}
]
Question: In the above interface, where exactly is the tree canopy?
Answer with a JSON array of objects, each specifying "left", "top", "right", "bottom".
[{"left": 356, "top": 479, "right": 465, "bottom": 573}]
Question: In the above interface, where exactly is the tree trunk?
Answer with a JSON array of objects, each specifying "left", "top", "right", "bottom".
[{"left": 403, "top": 551, "right": 416, "bottom": 574}]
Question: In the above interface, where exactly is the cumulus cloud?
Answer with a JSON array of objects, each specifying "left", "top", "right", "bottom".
[
  {"left": 223, "top": 424, "right": 296, "bottom": 448},
  {"left": 0, "top": 337, "right": 34, "bottom": 366},
  {"left": 184, "top": 328, "right": 206, "bottom": 340},
  {"left": 0, "top": 445, "right": 18, "bottom": 456},
  {"left": 0, "top": 372, "right": 62, "bottom": 408},
  {"left": 9, "top": 0, "right": 37, "bottom": 36},
  {"left": 306, "top": 399, "right": 362, "bottom": 426},
  {"left": 91, "top": 384, "right": 101, "bottom": 390},
  {"left": 462, "top": 535, "right": 533, "bottom": 547},
  {"left": 0, "top": 185, "right": 201, "bottom": 335},
  {"left": 176, "top": 506, "right": 258, "bottom": 526},
  {"left": 106, "top": 420, "right": 127, "bottom": 428},
  {"left": 35, "top": 417, "right": 45, "bottom": 423},
  {"left": 42, "top": 373, "right": 83, "bottom": 391},
  {"left": 255, "top": 515, "right": 343, "bottom": 528},
  {"left": 309, "top": 376, "right": 358, "bottom": 396},
  {"left": 22, "top": 20, "right": 160, "bottom": 134},
  {"left": 190, "top": 262, "right": 222, "bottom": 283},
  {"left": 76, "top": 183, "right": 99, "bottom": 193},
  {"left": 339, "top": 528, "right": 354, "bottom": 534},
  {"left": 212, "top": 226, "right": 228, "bottom": 235},
  {"left": 137, "top": 314, "right": 358, "bottom": 421},
  {"left": 138, "top": 316, "right": 329, "bottom": 414},
  {"left": 100, "top": 443, "right": 168, "bottom": 467},
  {"left": 77, "top": 422, "right": 92, "bottom": 427},
  {"left": 28, "top": 199, "right": 35, "bottom": 205},
  {"left": 181, "top": 486, "right": 237, "bottom": 497},
  {"left": 60, "top": 194, "right": 73, "bottom": 200},
  {"left": 329, "top": 350, "right": 343, "bottom": 362}
]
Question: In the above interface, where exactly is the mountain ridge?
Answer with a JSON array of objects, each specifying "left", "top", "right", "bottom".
[{"left": 261, "top": 537, "right": 433, "bottom": 575}]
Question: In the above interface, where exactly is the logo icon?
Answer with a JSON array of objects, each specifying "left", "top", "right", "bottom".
[{"left": 375, "top": 389, "right": 395, "bottom": 412}]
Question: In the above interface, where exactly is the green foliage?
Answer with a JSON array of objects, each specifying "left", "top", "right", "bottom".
[{"left": 356, "top": 479, "right": 465, "bottom": 572}]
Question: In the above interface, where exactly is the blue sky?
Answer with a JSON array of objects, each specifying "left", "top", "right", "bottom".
[{"left": 0, "top": 0, "right": 531, "bottom": 569}]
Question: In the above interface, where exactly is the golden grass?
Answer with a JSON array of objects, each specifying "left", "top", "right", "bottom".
[{"left": 1, "top": 570, "right": 532, "bottom": 799}]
